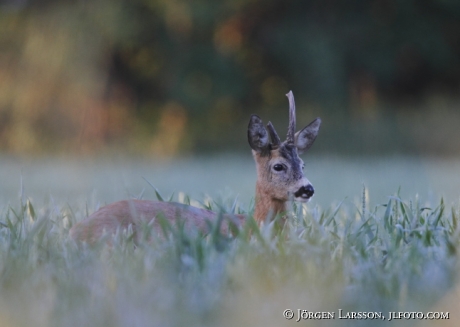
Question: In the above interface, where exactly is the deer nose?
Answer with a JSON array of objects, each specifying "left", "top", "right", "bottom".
[{"left": 295, "top": 184, "right": 314, "bottom": 199}]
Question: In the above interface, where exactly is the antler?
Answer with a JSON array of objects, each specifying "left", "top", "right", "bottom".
[
  {"left": 266, "top": 121, "right": 280, "bottom": 148},
  {"left": 286, "top": 90, "right": 296, "bottom": 144}
]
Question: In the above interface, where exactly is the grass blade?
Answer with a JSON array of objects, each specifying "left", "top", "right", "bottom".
[{"left": 142, "top": 177, "right": 164, "bottom": 202}]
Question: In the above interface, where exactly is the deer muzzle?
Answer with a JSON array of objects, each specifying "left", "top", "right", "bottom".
[{"left": 294, "top": 184, "right": 315, "bottom": 200}]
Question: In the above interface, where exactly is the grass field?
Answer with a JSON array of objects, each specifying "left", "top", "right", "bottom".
[{"left": 0, "top": 155, "right": 459, "bottom": 327}]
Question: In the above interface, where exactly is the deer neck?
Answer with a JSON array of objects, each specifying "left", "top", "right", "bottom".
[{"left": 254, "top": 181, "right": 287, "bottom": 223}]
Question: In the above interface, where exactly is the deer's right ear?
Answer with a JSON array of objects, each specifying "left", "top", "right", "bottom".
[{"left": 248, "top": 115, "right": 270, "bottom": 152}]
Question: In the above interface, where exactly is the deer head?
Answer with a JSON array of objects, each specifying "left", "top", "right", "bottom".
[{"left": 248, "top": 91, "right": 321, "bottom": 217}]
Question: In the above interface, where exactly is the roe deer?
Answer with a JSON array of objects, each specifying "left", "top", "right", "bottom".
[{"left": 69, "top": 91, "right": 321, "bottom": 243}]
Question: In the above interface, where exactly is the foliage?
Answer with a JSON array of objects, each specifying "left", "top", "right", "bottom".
[
  {"left": 0, "top": 188, "right": 458, "bottom": 327},
  {"left": 0, "top": 0, "right": 460, "bottom": 155}
]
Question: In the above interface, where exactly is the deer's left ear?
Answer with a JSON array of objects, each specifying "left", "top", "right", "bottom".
[{"left": 295, "top": 118, "right": 321, "bottom": 154}]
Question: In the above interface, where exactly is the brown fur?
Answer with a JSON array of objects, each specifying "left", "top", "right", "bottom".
[
  {"left": 252, "top": 145, "right": 308, "bottom": 223},
  {"left": 69, "top": 200, "right": 245, "bottom": 244},
  {"left": 69, "top": 91, "right": 320, "bottom": 244}
]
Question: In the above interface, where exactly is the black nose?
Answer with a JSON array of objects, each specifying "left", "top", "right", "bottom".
[{"left": 295, "top": 184, "right": 314, "bottom": 199}]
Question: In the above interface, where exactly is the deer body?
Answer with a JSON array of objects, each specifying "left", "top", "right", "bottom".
[
  {"left": 69, "top": 199, "right": 246, "bottom": 243},
  {"left": 69, "top": 91, "right": 321, "bottom": 243}
]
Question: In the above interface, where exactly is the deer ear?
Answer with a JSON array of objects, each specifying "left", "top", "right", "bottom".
[
  {"left": 295, "top": 117, "right": 321, "bottom": 154},
  {"left": 248, "top": 115, "right": 270, "bottom": 152}
]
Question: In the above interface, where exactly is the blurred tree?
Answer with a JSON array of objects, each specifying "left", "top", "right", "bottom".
[{"left": 0, "top": 0, "right": 459, "bottom": 155}]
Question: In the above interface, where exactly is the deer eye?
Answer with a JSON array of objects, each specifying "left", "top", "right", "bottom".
[{"left": 273, "top": 164, "right": 285, "bottom": 172}]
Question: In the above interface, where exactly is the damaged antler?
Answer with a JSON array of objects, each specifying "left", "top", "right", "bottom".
[{"left": 286, "top": 90, "right": 296, "bottom": 144}]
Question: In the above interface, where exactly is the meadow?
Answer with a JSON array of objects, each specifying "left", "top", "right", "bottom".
[{"left": 0, "top": 154, "right": 459, "bottom": 327}]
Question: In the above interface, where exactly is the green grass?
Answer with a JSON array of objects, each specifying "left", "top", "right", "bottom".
[
  {"left": 0, "top": 187, "right": 458, "bottom": 327},
  {"left": 0, "top": 156, "right": 459, "bottom": 327}
]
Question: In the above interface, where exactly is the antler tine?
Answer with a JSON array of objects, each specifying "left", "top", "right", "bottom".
[
  {"left": 286, "top": 90, "right": 296, "bottom": 144},
  {"left": 266, "top": 121, "right": 280, "bottom": 148}
]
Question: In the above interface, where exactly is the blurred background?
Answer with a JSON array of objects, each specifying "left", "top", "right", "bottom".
[
  {"left": 1, "top": 0, "right": 460, "bottom": 208},
  {"left": 0, "top": 0, "right": 459, "bottom": 157},
  {"left": 2, "top": 3, "right": 460, "bottom": 325}
]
